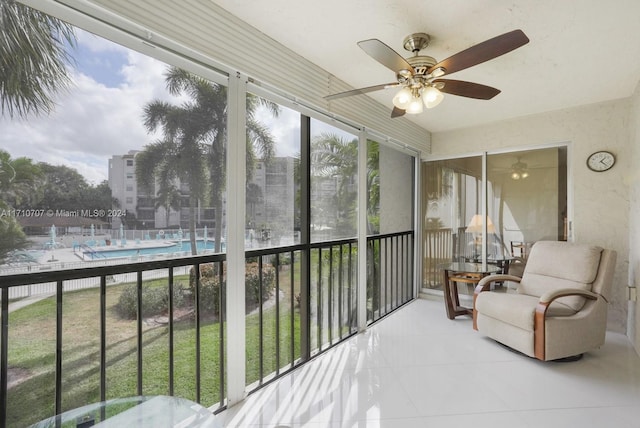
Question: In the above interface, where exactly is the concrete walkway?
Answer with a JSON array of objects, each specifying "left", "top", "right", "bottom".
[{"left": 7, "top": 293, "right": 55, "bottom": 314}]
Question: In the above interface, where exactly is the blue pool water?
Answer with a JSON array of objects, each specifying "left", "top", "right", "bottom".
[{"left": 88, "top": 240, "right": 220, "bottom": 259}]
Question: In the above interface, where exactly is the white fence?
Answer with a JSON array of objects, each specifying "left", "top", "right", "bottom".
[{"left": 2, "top": 263, "right": 192, "bottom": 300}]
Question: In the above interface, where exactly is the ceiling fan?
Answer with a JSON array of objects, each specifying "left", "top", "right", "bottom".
[
  {"left": 325, "top": 29, "right": 529, "bottom": 117},
  {"left": 491, "top": 155, "right": 552, "bottom": 180}
]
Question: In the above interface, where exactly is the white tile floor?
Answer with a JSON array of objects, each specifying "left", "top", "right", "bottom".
[{"left": 216, "top": 298, "right": 640, "bottom": 428}]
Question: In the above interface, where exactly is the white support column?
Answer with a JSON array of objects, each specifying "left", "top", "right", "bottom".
[
  {"left": 413, "top": 155, "right": 422, "bottom": 298},
  {"left": 357, "top": 130, "right": 368, "bottom": 332},
  {"left": 481, "top": 152, "right": 488, "bottom": 270},
  {"left": 226, "top": 72, "right": 247, "bottom": 406}
]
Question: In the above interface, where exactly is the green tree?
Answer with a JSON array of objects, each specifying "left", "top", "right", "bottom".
[
  {"left": 31, "top": 163, "right": 89, "bottom": 212},
  {"left": 366, "top": 140, "right": 380, "bottom": 234},
  {"left": 82, "top": 180, "right": 117, "bottom": 222},
  {"left": 0, "top": 0, "right": 76, "bottom": 118},
  {"left": 0, "top": 150, "right": 44, "bottom": 207},
  {"left": 15, "top": 164, "right": 114, "bottom": 223},
  {"left": 0, "top": 150, "right": 44, "bottom": 262}
]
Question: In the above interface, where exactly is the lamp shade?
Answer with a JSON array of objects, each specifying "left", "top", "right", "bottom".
[{"left": 465, "top": 214, "right": 495, "bottom": 233}]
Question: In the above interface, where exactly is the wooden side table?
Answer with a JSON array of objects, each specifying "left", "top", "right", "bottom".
[{"left": 441, "top": 262, "right": 501, "bottom": 319}]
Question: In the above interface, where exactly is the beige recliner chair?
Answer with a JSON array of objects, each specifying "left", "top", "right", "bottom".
[{"left": 473, "top": 241, "right": 617, "bottom": 361}]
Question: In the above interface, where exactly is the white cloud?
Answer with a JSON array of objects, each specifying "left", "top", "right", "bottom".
[
  {"left": 254, "top": 104, "right": 301, "bottom": 157},
  {"left": 0, "top": 38, "right": 171, "bottom": 185}
]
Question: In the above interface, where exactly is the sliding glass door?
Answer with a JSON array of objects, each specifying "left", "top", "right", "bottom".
[
  {"left": 486, "top": 147, "right": 568, "bottom": 260},
  {"left": 422, "top": 146, "right": 568, "bottom": 291},
  {"left": 422, "top": 155, "right": 481, "bottom": 288}
]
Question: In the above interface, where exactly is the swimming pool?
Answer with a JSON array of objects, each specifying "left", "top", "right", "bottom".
[{"left": 86, "top": 240, "right": 221, "bottom": 260}]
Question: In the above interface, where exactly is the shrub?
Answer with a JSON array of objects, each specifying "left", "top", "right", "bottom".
[
  {"left": 190, "top": 262, "right": 276, "bottom": 314},
  {"left": 245, "top": 262, "right": 275, "bottom": 310},
  {"left": 115, "top": 282, "right": 186, "bottom": 319},
  {"left": 189, "top": 263, "right": 223, "bottom": 316}
]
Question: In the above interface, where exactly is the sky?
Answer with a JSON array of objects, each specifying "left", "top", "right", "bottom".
[{"left": 0, "top": 25, "right": 323, "bottom": 185}]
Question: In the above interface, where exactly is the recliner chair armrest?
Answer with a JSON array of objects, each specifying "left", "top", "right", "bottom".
[
  {"left": 538, "top": 288, "right": 599, "bottom": 304},
  {"left": 474, "top": 274, "right": 522, "bottom": 294},
  {"left": 534, "top": 288, "right": 599, "bottom": 360},
  {"left": 472, "top": 274, "right": 522, "bottom": 330}
]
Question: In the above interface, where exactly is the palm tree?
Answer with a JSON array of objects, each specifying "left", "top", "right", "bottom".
[
  {"left": 136, "top": 138, "right": 207, "bottom": 254},
  {"left": 0, "top": 0, "right": 76, "bottom": 118},
  {"left": 246, "top": 182, "right": 264, "bottom": 226},
  {"left": 155, "top": 183, "right": 182, "bottom": 228},
  {"left": 310, "top": 133, "right": 359, "bottom": 236},
  {"left": 139, "top": 66, "right": 278, "bottom": 254}
]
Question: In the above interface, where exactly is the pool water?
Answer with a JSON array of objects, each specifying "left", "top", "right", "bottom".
[{"left": 87, "top": 240, "right": 221, "bottom": 259}]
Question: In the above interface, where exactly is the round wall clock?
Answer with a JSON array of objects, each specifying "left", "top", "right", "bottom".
[{"left": 586, "top": 151, "right": 615, "bottom": 172}]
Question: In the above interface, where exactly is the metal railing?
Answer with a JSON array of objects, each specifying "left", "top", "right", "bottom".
[
  {"left": 243, "top": 238, "right": 360, "bottom": 393},
  {"left": 0, "top": 232, "right": 414, "bottom": 426},
  {"left": 244, "top": 245, "right": 304, "bottom": 391},
  {"left": 0, "top": 254, "right": 226, "bottom": 427},
  {"left": 367, "top": 231, "right": 415, "bottom": 324},
  {"left": 422, "top": 228, "right": 453, "bottom": 288},
  {"left": 309, "top": 239, "right": 359, "bottom": 355}
]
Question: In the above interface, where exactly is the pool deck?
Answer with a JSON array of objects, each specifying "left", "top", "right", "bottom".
[{"left": 38, "top": 238, "right": 183, "bottom": 264}]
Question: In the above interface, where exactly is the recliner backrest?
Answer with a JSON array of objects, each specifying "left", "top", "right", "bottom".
[{"left": 518, "top": 241, "right": 604, "bottom": 311}]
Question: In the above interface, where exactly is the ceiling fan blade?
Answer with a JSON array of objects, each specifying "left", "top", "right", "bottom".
[
  {"left": 434, "top": 79, "right": 501, "bottom": 100},
  {"left": 325, "top": 82, "right": 399, "bottom": 101},
  {"left": 428, "top": 29, "right": 529, "bottom": 76},
  {"left": 391, "top": 107, "right": 406, "bottom": 118},
  {"left": 358, "top": 39, "right": 415, "bottom": 74}
]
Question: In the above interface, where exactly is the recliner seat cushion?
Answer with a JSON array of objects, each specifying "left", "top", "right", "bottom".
[{"left": 475, "top": 292, "right": 578, "bottom": 331}]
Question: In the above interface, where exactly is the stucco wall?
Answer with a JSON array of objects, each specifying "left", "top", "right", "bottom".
[{"left": 429, "top": 99, "right": 631, "bottom": 333}]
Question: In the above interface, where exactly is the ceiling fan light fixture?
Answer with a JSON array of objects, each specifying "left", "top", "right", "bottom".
[
  {"left": 392, "top": 87, "right": 412, "bottom": 109},
  {"left": 423, "top": 86, "right": 444, "bottom": 109},
  {"left": 406, "top": 94, "right": 424, "bottom": 114},
  {"left": 510, "top": 159, "right": 529, "bottom": 180}
]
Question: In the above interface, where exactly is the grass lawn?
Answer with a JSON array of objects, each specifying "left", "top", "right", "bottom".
[{"left": 6, "top": 272, "right": 302, "bottom": 427}]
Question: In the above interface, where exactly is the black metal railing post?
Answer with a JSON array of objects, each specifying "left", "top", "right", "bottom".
[
  {"left": 55, "top": 280, "right": 63, "bottom": 415},
  {"left": 136, "top": 271, "right": 143, "bottom": 396},
  {"left": 1, "top": 287, "right": 8, "bottom": 425}
]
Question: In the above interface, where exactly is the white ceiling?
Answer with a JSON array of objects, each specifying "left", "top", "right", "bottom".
[{"left": 210, "top": 0, "right": 640, "bottom": 133}]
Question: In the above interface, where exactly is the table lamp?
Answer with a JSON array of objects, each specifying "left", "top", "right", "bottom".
[{"left": 466, "top": 214, "right": 495, "bottom": 259}]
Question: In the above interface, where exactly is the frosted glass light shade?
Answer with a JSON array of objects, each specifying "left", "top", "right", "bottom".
[
  {"left": 406, "top": 96, "right": 424, "bottom": 114},
  {"left": 423, "top": 86, "right": 444, "bottom": 109},
  {"left": 392, "top": 87, "right": 412, "bottom": 109}
]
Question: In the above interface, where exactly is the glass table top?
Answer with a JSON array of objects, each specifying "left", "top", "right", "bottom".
[
  {"left": 439, "top": 262, "right": 502, "bottom": 274},
  {"left": 30, "top": 395, "right": 221, "bottom": 428}
]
